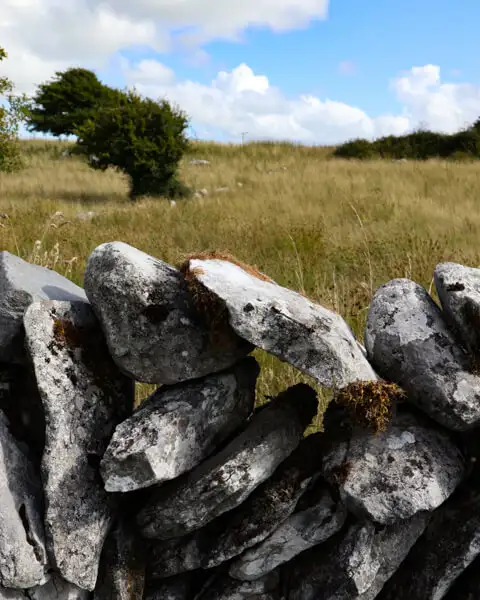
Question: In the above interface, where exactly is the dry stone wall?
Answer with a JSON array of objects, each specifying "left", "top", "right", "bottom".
[{"left": 1, "top": 242, "right": 480, "bottom": 599}]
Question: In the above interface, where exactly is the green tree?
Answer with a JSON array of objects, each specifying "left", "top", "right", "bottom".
[
  {"left": 0, "top": 47, "right": 29, "bottom": 172},
  {"left": 26, "top": 67, "right": 123, "bottom": 137},
  {"left": 75, "top": 90, "right": 191, "bottom": 200}
]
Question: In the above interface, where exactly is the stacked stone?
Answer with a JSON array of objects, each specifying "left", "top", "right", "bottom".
[{"left": 0, "top": 242, "right": 479, "bottom": 599}]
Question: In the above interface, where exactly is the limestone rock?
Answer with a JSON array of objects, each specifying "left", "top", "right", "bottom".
[
  {"left": 0, "top": 251, "right": 87, "bottom": 364},
  {"left": 184, "top": 257, "right": 377, "bottom": 389},
  {"left": 196, "top": 570, "right": 279, "bottom": 600},
  {"left": 0, "top": 411, "right": 48, "bottom": 588},
  {"left": 365, "top": 278, "right": 480, "bottom": 430},
  {"left": 147, "top": 433, "right": 327, "bottom": 578},
  {"left": 23, "top": 300, "right": 134, "bottom": 590},
  {"left": 28, "top": 574, "right": 91, "bottom": 599},
  {"left": 137, "top": 383, "right": 318, "bottom": 539},
  {"left": 434, "top": 262, "right": 480, "bottom": 354},
  {"left": 323, "top": 410, "right": 465, "bottom": 524},
  {"left": 84, "top": 242, "right": 251, "bottom": 384},
  {"left": 229, "top": 482, "right": 347, "bottom": 581},
  {"left": 377, "top": 483, "right": 480, "bottom": 600},
  {"left": 93, "top": 520, "right": 145, "bottom": 599},
  {"left": 101, "top": 357, "right": 259, "bottom": 492}
]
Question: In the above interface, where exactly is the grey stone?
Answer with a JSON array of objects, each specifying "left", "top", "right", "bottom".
[
  {"left": 444, "top": 553, "right": 480, "bottom": 600},
  {"left": 147, "top": 433, "right": 327, "bottom": 579},
  {"left": 376, "top": 482, "right": 480, "bottom": 600},
  {"left": 365, "top": 278, "right": 480, "bottom": 430},
  {"left": 0, "top": 411, "right": 48, "bottom": 588},
  {"left": 286, "top": 513, "right": 428, "bottom": 600},
  {"left": 137, "top": 383, "right": 318, "bottom": 539},
  {"left": 28, "top": 574, "right": 91, "bottom": 599},
  {"left": 101, "top": 357, "right": 259, "bottom": 492},
  {"left": 93, "top": 520, "right": 144, "bottom": 599},
  {"left": 0, "top": 251, "right": 87, "bottom": 364},
  {"left": 196, "top": 570, "right": 279, "bottom": 600},
  {"left": 323, "top": 410, "right": 465, "bottom": 524},
  {"left": 0, "top": 590, "right": 25, "bottom": 600},
  {"left": 189, "top": 160, "right": 210, "bottom": 165},
  {"left": 23, "top": 300, "right": 134, "bottom": 591},
  {"left": 434, "top": 262, "right": 480, "bottom": 354},
  {"left": 183, "top": 257, "right": 377, "bottom": 389},
  {"left": 229, "top": 482, "right": 347, "bottom": 580},
  {"left": 83, "top": 242, "right": 251, "bottom": 384}
]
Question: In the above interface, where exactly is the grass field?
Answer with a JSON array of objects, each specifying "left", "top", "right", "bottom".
[{"left": 2, "top": 139, "right": 480, "bottom": 422}]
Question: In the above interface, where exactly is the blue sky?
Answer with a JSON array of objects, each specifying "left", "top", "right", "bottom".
[{"left": 3, "top": 0, "right": 480, "bottom": 143}]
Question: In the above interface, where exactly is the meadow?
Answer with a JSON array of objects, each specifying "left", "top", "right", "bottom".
[{"left": 2, "top": 139, "right": 480, "bottom": 423}]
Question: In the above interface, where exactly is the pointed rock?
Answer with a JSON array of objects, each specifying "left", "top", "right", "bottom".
[
  {"left": 183, "top": 257, "right": 377, "bottom": 389},
  {"left": 434, "top": 262, "right": 480, "bottom": 354},
  {"left": 24, "top": 300, "right": 134, "bottom": 590},
  {"left": 137, "top": 384, "right": 318, "bottom": 539},
  {"left": 365, "top": 278, "right": 480, "bottom": 430},
  {"left": 323, "top": 410, "right": 465, "bottom": 524},
  {"left": 0, "top": 411, "right": 48, "bottom": 588},
  {"left": 0, "top": 251, "right": 87, "bottom": 364},
  {"left": 84, "top": 242, "right": 252, "bottom": 384},
  {"left": 229, "top": 481, "right": 347, "bottom": 581},
  {"left": 101, "top": 357, "right": 259, "bottom": 492},
  {"left": 93, "top": 520, "right": 145, "bottom": 600}
]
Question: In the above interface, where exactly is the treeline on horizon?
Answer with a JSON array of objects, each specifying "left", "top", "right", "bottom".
[{"left": 333, "top": 120, "right": 480, "bottom": 160}]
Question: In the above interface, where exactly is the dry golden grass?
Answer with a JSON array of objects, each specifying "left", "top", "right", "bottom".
[{"left": 2, "top": 138, "right": 480, "bottom": 414}]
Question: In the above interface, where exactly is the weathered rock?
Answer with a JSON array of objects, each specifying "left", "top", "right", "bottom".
[
  {"left": 0, "top": 362, "right": 45, "bottom": 464},
  {"left": 144, "top": 573, "right": 195, "bottom": 600},
  {"left": 229, "top": 482, "right": 347, "bottom": 581},
  {"left": 183, "top": 257, "right": 377, "bottom": 389},
  {"left": 101, "top": 357, "right": 259, "bottom": 492},
  {"left": 196, "top": 570, "right": 279, "bottom": 600},
  {"left": 28, "top": 574, "right": 91, "bottom": 599},
  {"left": 323, "top": 410, "right": 465, "bottom": 524},
  {"left": 0, "top": 411, "right": 48, "bottom": 588},
  {"left": 147, "top": 433, "right": 327, "bottom": 578},
  {"left": 0, "top": 589, "right": 26, "bottom": 599},
  {"left": 84, "top": 242, "right": 252, "bottom": 384},
  {"left": 376, "top": 483, "right": 480, "bottom": 600},
  {"left": 286, "top": 513, "right": 428, "bottom": 600},
  {"left": 93, "top": 520, "right": 144, "bottom": 599},
  {"left": 137, "top": 384, "right": 318, "bottom": 539},
  {"left": 444, "top": 553, "right": 480, "bottom": 600},
  {"left": 365, "top": 278, "right": 480, "bottom": 430},
  {"left": 23, "top": 300, "right": 134, "bottom": 590},
  {"left": 0, "top": 251, "right": 87, "bottom": 364},
  {"left": 434, "top": 262, "right": 480, "bottom": 354}
]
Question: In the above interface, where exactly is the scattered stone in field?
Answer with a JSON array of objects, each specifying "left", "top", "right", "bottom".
[
  {"left": 136, "top": 383, "right": 318, "bottom": 539},
  {"left": 236, "top": 182, "right": 243, "bottom": 188},
  {"left": 84, "top": 242, "right": 251, "bottom": 384},
  {"left": 183, "top": 256, "right": 377, "bottom": 389},
  {"left": 94, "top": 520, "right": 145, "bottom": 600},
  {"left": 229, "top": 481, "right": 347, "bottom": 580},
  {"left": 0, "top": 251, "right": 87, "bottom": 364},
  {"left": 376, "top": 482, "right": 480, "bottom": 600},
  {"left": 194, "top": 189, "right": 209, "bottom": 199},
  {"left": 365, "top": 278, "right": 480, "bottom": 431},
  {"left": 189, "top": 160, "right": 210, "bottom": 165},
  {"left": 147, "top": 432, "right": 326, "bottom": 578},
  {"left": 0, "top": 410, "right": 48, "bottom": 589},
  {"left": 214, "top": 187, "right": 229, "bottom": 193},
  {"left": 170, "top": 201, "right": 177, "bottom": 208},
  {"left": 322, "top": 410, "right": 465, "bottom": 524},
  {"left": 434, "top": 262, "right": 480, "bottom": 355},
  {"left": 28, "top": 574, "right": 90, "bottom": 600},
  {"left": 101, "top": 357, "right": 258, "bottom": 492},
  {"left": 286, "top": 513, "right": 428, "bottom": 600},
  {"left": 23, "top": 300, "right": 134, "bottom": 591},
  {"left": 0, "top": 362, "right": 45, "bottom": 464},
  {"left": 196, "top": 569, "right": 280, "bottom": 600},
  {"left": 76, "top": 211, "right": 98, "bottom": 221}
]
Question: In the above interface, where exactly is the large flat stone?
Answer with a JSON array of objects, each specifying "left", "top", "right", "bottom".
[
  {"left": 184, "top": 257, "right": 377, "bottom": 389},
  {"left": 0, "top": 411, "right": 48, "bottom": 588},
  {"left": 84, "top": 242, "right": 252, "bottom": 384},
  {"left": 136, "top": 383, "right": 318, "bottom": 539},
  {"left": 0, "top": 251, "right": 87, "bottom": 364},
  {"left": 323, "top": 410, "right": 465, "bottom": 524},
  {"left": 101, "top": 357, "right": 258, "bottom": 492},
  {"left": 365, "top": 278, "right": 480, "bottom": 430},
  {"left": 24, "top": 300, "right": 134, "bottom": 591},
  {"left": 434, "top": 262, "right": 480, "bottom": 354},
  {"left": 229, "top": 481, "right": 347, "bottom": 581}
]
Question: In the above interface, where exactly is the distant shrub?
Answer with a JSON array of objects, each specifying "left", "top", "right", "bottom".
[
  {"left": 75, "top": 90, "right": 191, "bottom": 201},
  {"left": 333, "top": 138, "right": 375, "bottom": 159}
]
